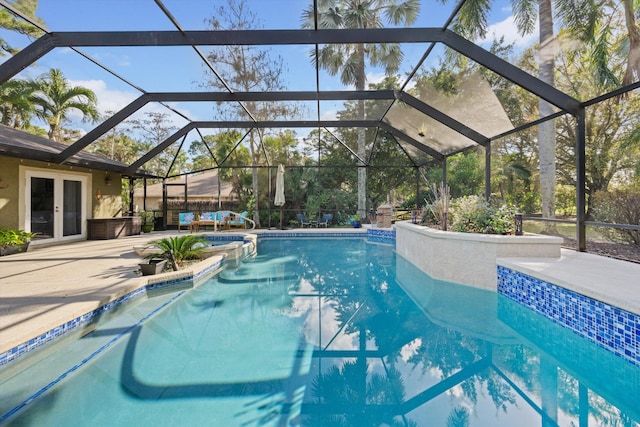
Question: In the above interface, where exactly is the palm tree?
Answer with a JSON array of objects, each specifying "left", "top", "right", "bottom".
[
  {"left": 31, "top": 68, "right": 99, "bottom": 141},
  {"left": 621, "top": 0, "right": 640, "bottom": 86},
  {"left": 0, "top": 79, "right": 38, "bottom": 128},
  {"left": 302, "top": 0, "right": 420, "bottom": 219},
  {"left": 0, "top": 0, "right": 45, "bottom": 57},
  {"left": 448, "top": 1, "right": 639, "bottom": 232},
  {"left": 447, "top": 0, "right": 605, "bottom": 233}
]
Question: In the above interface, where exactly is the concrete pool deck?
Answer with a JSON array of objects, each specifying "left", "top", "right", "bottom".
[{"left": 1, "top": 229, "right": 639, "bottom": 357}]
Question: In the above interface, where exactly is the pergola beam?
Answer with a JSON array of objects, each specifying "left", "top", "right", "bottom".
[
  {"left": 379, "top": 122, "right": 444, "bottom": 161},
  {"left": 0, "top": 29, "right": 580, "bottom": 116},
  {"left": 52, "top": 93, "right": 388, "bottom": 164},
  {"left": 443, "top": 30, "right": 581, "bottom": 114},
  {"left": 54, "top": 94, "right": 151, "bottom": 163},
  {"left": 188, "top": 120, "right": 382, "bottom": 129},
  {"left": 0, "top": 28, "right": 444, "bottom": 84},
  {"left": 395, "top": 91, "right": 489, "bottom": 145},
  {"left": 126, "top": 123, "right": 196, "bottom": 174},
  {"left": 124, "top": 120, "right": 381, "bottom": 173},
  {"left": 148, "top": 90, "right": 396, "bottom": 102}
]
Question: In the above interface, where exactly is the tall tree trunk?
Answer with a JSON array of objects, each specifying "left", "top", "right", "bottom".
[
  {"left": 357, "top": 43, "right": 367, "bottom": 220},
  {"left": 250, "top": 133, "right": 261, "bottom": 228},
  {"left": 622, "top": 0, "right": 640, "bottom": 86},
  {"left": 538, "top": 0, "right": 557, "bottom": 234},
  {"left": 48, "top": 121, "right": 58, "bottom": 141}
]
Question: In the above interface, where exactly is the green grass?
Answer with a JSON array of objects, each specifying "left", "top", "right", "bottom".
[{"left": 523, "top": 221, "right": 605, "bottom": 240}]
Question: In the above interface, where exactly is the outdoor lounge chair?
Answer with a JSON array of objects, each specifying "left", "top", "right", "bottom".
[
  {"left": 318, "top": 213, "right": 333, "bottom": 227},
  {"left": 229, "top": 211, "right": 248, "bottom": 229},
  {"left": 296, "top": 213, "right": 312, "bottom": 228},
  {"left": 216, "top": 211, "right": 232, "bottom": 229},
  {"left": 189, "top": 212, "right": 217, "bottom": 232},
  {"left": 178, "top": 212, "right": 194, "bottom": 232}
]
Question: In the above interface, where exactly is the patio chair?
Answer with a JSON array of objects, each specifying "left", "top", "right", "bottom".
[
  {"left": 318, "top": 213, "right": 333, "bottom": 227},
  {"left": 216, "top": 211, "right": 232, "bottom": 230},
  {"left": 229, "top": 211, "right": 248, "bottom": 229},
  {"left": 178, "top": 212, "right": 194, "bottom": 232},
  {"left": 296, "top": 213, "right": 312, "bottom": 228}
]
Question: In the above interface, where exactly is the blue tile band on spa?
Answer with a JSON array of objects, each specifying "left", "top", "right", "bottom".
[
  {"left": 258, "top": 231, "right": 366, "bottom": 239},
  {"left": 203, "top": 235, "right": 245, "bottom": 242},
  {"left": 367, "top": 228, "right": 396, "bottom": 242},
  {"left": 0, "top": 257, "right": 225, "bottom": 369},
  {"left": 497, "top": 265, "right": 640, "bottom": 367}
]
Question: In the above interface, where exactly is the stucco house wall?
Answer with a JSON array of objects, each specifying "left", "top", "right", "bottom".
[{"left": 0, "top": 155, "right": 122, "bottom": 230}]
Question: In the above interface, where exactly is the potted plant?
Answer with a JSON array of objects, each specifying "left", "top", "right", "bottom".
[
  {"left": 139, "top": 211, "right": 155, "bottom": 233},
  {"left": 0, "top": 227, "right": 35, "bottom": 256},
  {"left": 138, "top": 258, "right": 168, "bottom": 276},
  {"left": 144, "top": 235, "right": 208, "bottom": 271},
  {"left": 351, "top": 214, "right": 362, "bottom": 228}
]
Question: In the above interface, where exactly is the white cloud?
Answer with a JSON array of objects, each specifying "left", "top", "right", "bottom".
[
  {"left": 365, "top": 72, "right": 387, "bottom": 86},
  {"left": 70, "top": 79, "right": 138, "bottom": 115},
  {"left": 64, "top": 79, "right": 191, "bottom": 134},
  {"left": 476, "top": 15, "right": 538, "bottom": 48},
  {"left": 320, "top": 109, "right": 337, "bottom": 121}
]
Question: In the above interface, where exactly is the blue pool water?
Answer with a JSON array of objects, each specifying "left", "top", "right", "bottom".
[{"left": 1, "top": 237, "right": 638, "bottom": 426}]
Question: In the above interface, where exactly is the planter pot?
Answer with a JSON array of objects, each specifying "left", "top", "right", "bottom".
[
  {"left": 139, "top": 258, "right": 167, "bottom": 276},
  {"left": 141, "top": 224, "right": 154, "bottom": 233},
  {"left": 0, "top": 242, "right": 30, "bottom": 256},
  {"left": 352, "top": 221, "right": 361, "bottom": 228}
]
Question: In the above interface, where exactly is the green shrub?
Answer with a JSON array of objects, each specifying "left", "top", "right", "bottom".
[
  {"left": 0, "top": 227, "right": 35, "bottom": 247},
  {"left": 449, "top": 195, "right": 517, "bottom": 234},
  {"left": 592, "top": 190, "right": 640, "bottom": 246}
]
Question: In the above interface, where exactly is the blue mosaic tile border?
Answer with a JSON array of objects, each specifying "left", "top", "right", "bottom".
[
  {"left": 193, "top": 258, "right": 225, "bottom": 282},
  {"left": 202, "top": 234, "right": 244, "bottom": 242},
  {"left": 497, "top": 265, "right": 640, "bottom": 367},
  {"left": 257, "top": 231, "right": 367, "bottom": 239},
  {"left": 0, "top": 291, "right": 185, "bottom": 423},
  {"left": 0, "top": 287, "right": 145, "bottom": 367},
  {"left": 254, "top": 229, "right": 395, "bottom": 243},
  {"left": 146, "top": 275, "right": 191, "bottom": 292},
  {"left": 0, "top": 257, "right": 225, "bottom": 369},
  {"left": 367, "top": 228, "right": 395, "bottom": 243}
]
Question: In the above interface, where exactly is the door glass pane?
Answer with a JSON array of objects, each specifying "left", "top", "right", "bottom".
[
  {"left": 63, "top": 180, "right": 82, "bottom": 237},
  {"left": 31, "top": 177, "right": 54, "bottom": 240}
]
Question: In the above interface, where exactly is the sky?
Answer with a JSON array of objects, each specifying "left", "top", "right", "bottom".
[{"left": 0, "top": 0, "right": 535, "bottom": 141}]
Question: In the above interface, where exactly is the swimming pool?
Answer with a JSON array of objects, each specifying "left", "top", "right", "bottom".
[{"left": 1, "top": 237, "right": 638, "bottom": 426}]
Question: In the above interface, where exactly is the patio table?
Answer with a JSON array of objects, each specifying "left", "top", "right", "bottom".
[{"left": 189, "top": 220, "right": 221, "bottom": 232}]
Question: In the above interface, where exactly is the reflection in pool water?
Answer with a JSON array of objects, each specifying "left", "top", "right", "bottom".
[{"left": 1, "top": 238, "right": 638, "bottom": 426}]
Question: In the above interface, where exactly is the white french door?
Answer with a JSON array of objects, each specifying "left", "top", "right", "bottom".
[{"left": 25, "top": 170, "right": 87, "bottom": 243}]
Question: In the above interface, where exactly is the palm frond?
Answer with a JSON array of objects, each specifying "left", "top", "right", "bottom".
[
  {"left": 512, "top": 0, "right": 537, "bottom": 36},
  {"left": 384, "top": 0, "right": 420, "bottom": 26}
]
